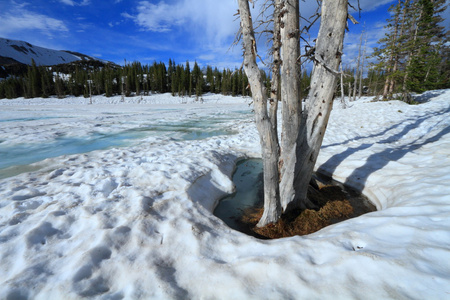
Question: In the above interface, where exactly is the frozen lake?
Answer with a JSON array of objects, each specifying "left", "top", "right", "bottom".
[{"left": 0, "top": 96, "right": 244, "bottom": 178}]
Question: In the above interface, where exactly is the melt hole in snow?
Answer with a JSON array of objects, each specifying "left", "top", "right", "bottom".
[{"left": 214, "top": 158, "right": 376, "bottom": 239}]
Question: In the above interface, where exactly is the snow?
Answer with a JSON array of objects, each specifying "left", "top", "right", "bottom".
[
  {"left": 0, "top": 38, "right": 94, "bottom": 66},
  {"left": 0, "top": 90, "right": 449, "bottom": 299}
]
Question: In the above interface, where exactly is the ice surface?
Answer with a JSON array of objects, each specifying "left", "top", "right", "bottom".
[{"left": 0, "top": 91, "right": 449, "bottom": 299}]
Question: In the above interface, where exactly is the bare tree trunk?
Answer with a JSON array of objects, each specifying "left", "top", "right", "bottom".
[
  {"left": 358, "top": 27, "right": 367, "bottom": 98},
  {"left": 388, "top": 62, "right": 398, "bottom": 95},
  {"left": 237, "top": 0, "right": 281, "bottom": 226},
  {"left": 284, "top": 0, "right": 348, "bottom": 211},
  {"left": 353, "top": 31, "right": 363, "bottom": 101},
  {"left": 382, "top": 75, "right": 390, "bottom": 99},
  {"left": 237, "top": 0, "right": 349, "bottom": 224},
  {"left": 340, "top": 63, "right": 346, "bottom": 108},
  {"left": 279, "top": 0, "right": 303, "bottom": 211},
  {"left": 269, "top": 0, "right": 282, "bottom": 139}
]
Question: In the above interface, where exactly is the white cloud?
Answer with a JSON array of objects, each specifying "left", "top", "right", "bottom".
[
  {"left": 59, "top": 0, "right": 75, "bottom": 5},
  {"left": 132, "top": 1, "right": 184, "bottom": 32},
  {"left": 0, "top": 9, "right": 68, "bottom": 36},
  {"left": 197, "top": 54, "right": 216, "bottom": 61},
  {"left": 58, "top": 0, "right": 91, "bottom": 6},
  {"left": 129, "top": 0, "right": 239, "bottom": 46},
  {"left": 349, "top": 0, "right": 395, "bottom": 12}
]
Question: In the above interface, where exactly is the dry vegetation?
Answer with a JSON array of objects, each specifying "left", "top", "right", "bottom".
[{"left": 240, "top": 177, "right": 374, "bottom": 239}]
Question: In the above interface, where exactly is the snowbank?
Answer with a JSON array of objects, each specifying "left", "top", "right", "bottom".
[{"left": 0, "top": 91, "right": 449, "bottom": 299}]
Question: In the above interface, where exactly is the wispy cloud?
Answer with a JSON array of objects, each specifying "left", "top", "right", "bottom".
[
  {"left": 350, "top": 0, "right": 395, "bottom": 12},
  {"left": 58, "top": 0, "right": 91, "bottom": 6},
  {"left": 0, "top": 8, "right": 68, "bottom": 37},
  {"left": 127, "top": 0, "right": 238, "bottom": 46},
  {"left": 130, "top": 1, "right": 184, "bottom": 32}
]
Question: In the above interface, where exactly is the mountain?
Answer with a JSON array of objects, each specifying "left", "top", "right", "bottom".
[{"left": 0, "top": 37, "right": 103, "bottom": 67}]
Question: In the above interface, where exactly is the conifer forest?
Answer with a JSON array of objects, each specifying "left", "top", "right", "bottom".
[{"left": 0, "top": 59, "right": 261, "bottom": 99}]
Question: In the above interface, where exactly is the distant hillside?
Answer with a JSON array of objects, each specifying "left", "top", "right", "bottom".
[{"left": 0, "top": 37, "right": 102, "bottom": 66}]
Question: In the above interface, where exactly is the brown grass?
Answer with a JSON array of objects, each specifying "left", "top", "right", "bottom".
[{"left": 239, "top": 183, "right": 356, "bottom": 239}]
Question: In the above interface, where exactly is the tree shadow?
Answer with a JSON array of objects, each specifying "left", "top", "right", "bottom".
[
  {"left": 413, "top": 89, "right": 447, "bottom": 103},
  {"left": 317, "top": 105, "right": 450, "bottom": 193}
]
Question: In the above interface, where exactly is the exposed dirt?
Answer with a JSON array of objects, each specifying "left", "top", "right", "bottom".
[{"left": 238, "top": 174, "right": 376, "bottom": 239}]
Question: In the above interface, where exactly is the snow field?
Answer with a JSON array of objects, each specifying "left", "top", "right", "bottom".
[{"left": 0, "top": 91, "right": 449, "bottom": 299}]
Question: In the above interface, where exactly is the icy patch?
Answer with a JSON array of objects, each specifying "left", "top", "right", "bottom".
[{"left": 0, "top": 98, "right": 243, "bottom": 178}]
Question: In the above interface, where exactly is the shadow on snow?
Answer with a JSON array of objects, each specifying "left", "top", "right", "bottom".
[{"left": 318, "top": 105, "right": 450, "bottom": 192}]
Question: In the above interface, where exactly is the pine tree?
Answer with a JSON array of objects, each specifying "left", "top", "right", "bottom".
[
  {"left": 221, "top": 69, "right": 228, "bottom": 95},
  {"left": 40, "top": 67, "right": 53, "bottom": 98},
  {"left": 206, "top": 65, "right": 214, "bottom": 93},
  {"left": 171, "top": 65, "right": 178, "bottom": 96},
  {"left": 27, "top": 59, "right": 41, "bottom": 98},
  {"left": 214, "top": 67, "right": 221, "bottom": 93},
  {"left": 192, "top": 62, "right": 202, "bottom": 97},
  {"left": 371, "top": 0, "right": 449, "bottom": 99},
  {"left": 186, "top": 61, "right": 192, "bottom": 97},
  {"left": 105, "top": 67, "right": 113, "bottom": 97},
  {"left": 406, "top": 0, "right": 448, "bottom": 93}
]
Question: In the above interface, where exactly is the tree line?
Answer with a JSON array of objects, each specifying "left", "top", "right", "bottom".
[{"left": 0, "top": 58, "right": 266, "bottom": 99}]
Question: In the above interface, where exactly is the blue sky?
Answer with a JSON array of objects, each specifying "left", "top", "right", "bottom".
[{"left": 0, "top": 0, "right": 448, "bottom": 69}]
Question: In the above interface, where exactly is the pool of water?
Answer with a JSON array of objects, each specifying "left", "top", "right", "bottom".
[
  {"left": 214, "top": 158, "right": 376, "bottom": 235},
  {"left": 0, "top": 132, "right": 142, "bottom": 170},
  {"left": 0, "top": 118, "right": 236, "bottom": 178},
  {"left": 214, "top": 158, "right": 263, "bottom": 231}
]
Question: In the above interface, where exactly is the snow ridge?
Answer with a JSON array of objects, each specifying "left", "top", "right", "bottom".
[{"left": 0, "top": 37, "right": 98, "bottom": 66}]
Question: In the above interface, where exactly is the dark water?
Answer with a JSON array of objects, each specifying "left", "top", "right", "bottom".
[{"left": 213, "top": 159, "right": 263, "bottom": 231}]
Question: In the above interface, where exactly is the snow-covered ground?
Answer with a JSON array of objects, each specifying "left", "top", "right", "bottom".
[{"left": 0, "top": 91, "right": 449, "bottom": 299}]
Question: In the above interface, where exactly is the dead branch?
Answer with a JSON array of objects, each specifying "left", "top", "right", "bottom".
[
  {"left": 313, "top": 55, "right": 350, "bottom": 78},
  {"left": 348, "top": 13, "right": 359, "bottom": 25}
]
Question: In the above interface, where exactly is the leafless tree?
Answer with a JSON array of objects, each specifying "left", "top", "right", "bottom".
[{"left": 237, "top": 0, "right": 351, "bottom": 226}]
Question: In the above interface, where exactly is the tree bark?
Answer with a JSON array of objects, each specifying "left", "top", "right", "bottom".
[
  {"left": 359, "top": 28, "right": 367, "bottom": 99},
  {"left": 279, "top": 0, "right": 302, "bottom": 211},
  {"left": 237, "top": 0, "right": 281, "bottom": 226},
  {"left": 340, "top": 63, "right": 346, "bottom": 108},
  {"left": 286, "top": 0, "right": 348, "bottom": 211},
  {"left": 269, "top": 0, "right": 282, "bottom": 139}
]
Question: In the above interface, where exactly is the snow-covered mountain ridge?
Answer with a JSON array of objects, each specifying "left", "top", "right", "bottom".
[{"left": 0, "top": 37, "right": 102, "bottom": 66}]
